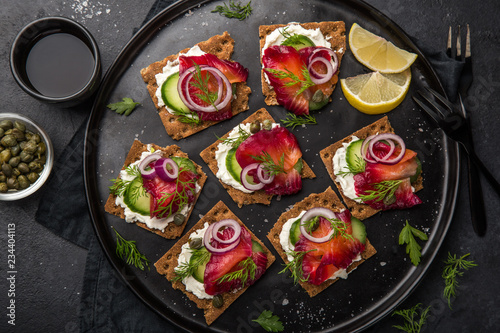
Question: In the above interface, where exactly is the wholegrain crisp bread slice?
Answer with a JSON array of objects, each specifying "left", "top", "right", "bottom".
[
  {"left": 200, "top": 108, "right": 316, "bottom": 207},
  {"left": 319, "top": 116, "right": 424, "bottom": 220},
  {"left": 140, "top": 31, "right": 251, "bottom": 140},
  {"left": 154, "top": 200, "right": 276, "bottom": 325},
  {"left": 259, "top": 21, "right": 346, "bottom": 106},
  {"left": 104, "top": 140, "right": 207, "bottom": 239},
  {"left": 267, "top": 186, "right": 377, "bottom": 297}
]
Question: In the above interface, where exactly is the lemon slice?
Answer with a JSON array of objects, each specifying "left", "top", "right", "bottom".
[
  {"left": 340, "top": 69, "right": 411, "bottom": 114},
  {"left": 349, "top": 23, "right": 417, "bottom": 73}
]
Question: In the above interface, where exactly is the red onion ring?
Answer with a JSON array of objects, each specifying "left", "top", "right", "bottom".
[
  {"left": 307, "top": 47, "right": 339, "bottom": 85},
  {"left": 203, "top": 221, "right": 241, "bottom": 254},
  {"left": 257, "top": 164, "right": 275, "bottom": 184},
  {"left": 299, "top": 208, "right": 337, "bottom": 243},
  {"left": 362, "top": 133, "right": 406, "bottom": 165},
  {"left": 154, "top": 158, "right": 179, "bottom": 181},
  {"left": 138, "top": 153, "right": 162, "bottom": 179},
  {"left": 240, "top": 163, "right": 265, "bottom": 191},
  {"left": 361, "top": 135, "right": 378, "bottom": 164},
  {"left": 212, "top": 219, "right": 241, "bottom": 244}
]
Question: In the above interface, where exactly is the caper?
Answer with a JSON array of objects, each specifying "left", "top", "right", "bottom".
[
  {"left": 19, "top": 151, "right": 34, "bottom": 163},
  {"left": 383, "top": 193, "right": 396, "bottom": 206},
  {"left": 24, "top": 132, "right": 32, "bottom": 141},
  {"left": 250, "top": 121, "right": 261, "bottom": 134},
  {"left": 37, "top": 142, "right": 46, "bottom": 155},
  {"left": 1, "top": 134, "right": 17, "bottom": 147},
  {"left": 189, "top": 237, "right": 203, "bottom": 250},
  {"left": 17, "top": 162, "right": 30, "bottom": 174},
  {"left": 0, "top": 173, "right": 5, "bottom": 182},
  {"left": 0, "top": 120, "right": 13, "bottom": 131},
  {"left": 0, "top": 149, "right": 11, "bottom": 164},
  {"left": 23, "top": 140, "right": 38, "bottom": 154},
  {"left": 34, "top": 155, "right": 46, "bottom": 164},
  {"left": 6, "top": 177, "right": 19, "bottom": 190},
  {"left": 10, "top": 128, "right": 25, "bottom": 141},
  {"left": 19, "top": 141, "right": 27, "bottom": 150},
  {"left": 2, "top": 163, "right": 12, "bottom": 177},
  {"left": 31, "top": 133, "right": 41, "bottom": 144},
  {"left": 0, "top": 128, "right": 4, "bottom": 138},
  {"left": 27, "top": 172, "right": 39, "bottom": 183},
  {"left": 17, "top": 175, "right": 30, "bottom": 190},
  {"left": 212, "top": 295, "right": 224, "bottom": 308},
  {"left": 262, "top": 119, "right": 273, "bottom": 131},
  {"left": 312, "top": 89, "right": 325, "bottom": 103},
  {"left": 29, "top": 161, "right": 43, "bottom": 173},
  {"left": 0, "top": 182, "right": 7, "bottom": 193},
  {"left": 11, "top": 168, "right": 21, "bottom": 177},
  {"left": 14, "top": 121, "right": 26, "bottom": 132},
  {"left": 173, "top": 213, "right": 185, "bottom": 226},
  {"left": 10, "top": 144, "right": 20, "bottom": 157},
  {"left": 9, "top": 156, "right": 21, "bottom": 168}
]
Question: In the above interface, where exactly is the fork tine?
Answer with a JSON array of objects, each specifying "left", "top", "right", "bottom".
[
  {"left": 412, "top": 94, "right": 442, "bottom": 126},
  {"left": 455, "top": 25, "right": 462, "bottom": 61},
  {"left": 425, "top": 87, "right": 454, "bottom": 110},
  {"left": 446, "top": 26, "right": 452, "bottom": 58},
  {"left": 465, "top": 24, "right": 471, "bottom": 59}
]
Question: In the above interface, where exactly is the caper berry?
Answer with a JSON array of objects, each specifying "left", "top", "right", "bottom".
[
  {"left": 37, "top": 142, "right": 46, "bottom": 155},
  {"left": 29, "top": 161, "right": 43, "bottom": 173},
  {"left": 250, "top": 121, "right": 261, "bottom": 134},
  {"left": 189, "top": 237, "right": 203, "bottom": 250},
  {"left": 2, "top": 163, "right": 13, "bottom": 177},
  {"left": 0, "top": 149, "right": 11, "bottom": 164},
  {"left": 1, "top": 134, "right": 17, "bottom": 147},
  {"left": 19, "top": 151, "right": 34, "bottom": 163},
  {"left": 0, "top": 182, "right": 8, "bottom": 193},
  {"left": 11, "top": 168, "right": 21, "bottom": 177},
  {"left": 23, "top": 140, "right": 38, "bottom": 154},
  {"left": 10, "top": 128, "right": 25, "bottom": 141},
  {"left": 18, "top": 175, "right": 30, "bottom": 189},
  {"left": 262, "top": 119, "right": 272, "bottom": 131},
  {"left": 31, "top": 133, "right": 41, "bottom": 144},
  {"left": 212, "top": 295, "right": 224, "bottom": 308},
  {"left": 9, "top": 156, "right": 21, "bottom": 168},
  {"left": 27, "top": 172, "right": 39, "bottom": 184},
  {"left": 173, "top": 213, "right": 185, "bottom": 226},
  {"left": 10, "top": 144, "right": 20, "bottom": 157},
  {"left": 17, "top": 162, "right": 30, "bottom": 174},
  {"left": 6, "top": 177, "right": 19, "bottom": 190},
  {"left": 0, "top": 120, "right": 13, "bottom": 131},
  {"left": 14, "top": 121, "right": 26, "bottom": 132}
]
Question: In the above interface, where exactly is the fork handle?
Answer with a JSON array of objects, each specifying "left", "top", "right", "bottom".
[
  {"left": 468, "top": 149, "right": 500, "bottom": 199},
  {"left": 466, "top": 156, "right": 487, "bottom": 236}
]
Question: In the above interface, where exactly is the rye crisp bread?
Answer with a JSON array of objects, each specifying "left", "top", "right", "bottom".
[
  {"left": 319, "top": 116, "right": 424, "bottom": 221},
  {"left": 104, "top": 140, "right": 207, "bottom": 239},
  {"left": 267, "top": 186, "right": 377, "bottom": 297},
  {"left": 154, "top": 200, "right": 276, "bottom": 325},
  {"left": 200, "top": 108, "right": 316, "bottom": 207},
  {"left": 140, "top": 31, "right": 251, "bottom": 140},
  {"left": 259, "top": 22, "right": 346, "bottom": 106}
]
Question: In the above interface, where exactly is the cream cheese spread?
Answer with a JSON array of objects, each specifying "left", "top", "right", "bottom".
[{"left": 332, "top": 136, "right": 363, "bottom": 203}]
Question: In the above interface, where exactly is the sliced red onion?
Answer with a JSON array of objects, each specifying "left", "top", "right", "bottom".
[
  {"left": 139, "top": 153, "right": 162, "bottom": 179},
  {"left": 240, "top": 163, "right": 265, "bottom": 191},
  {"left": 257, "top": 164, "right": 275, "bottom": 184},
  {"left": 361, "top": 135, "right": 378, "bottom": 164},
  {"left": 299, "top": 208, "right": 337, "bottom": 243},
  {"left": 154, "top": 158, "right": 179, "bottom": 181},
  {"left": 368, "top": 134, "right": 406, "bottom": 165},
  {"left": 212, "top": 219, "right": 241, "bottom": 244},
  {"left": 307, "top": 47, "right": 339, "bottom": 85},
  {"left": 203, "top": 221, "right": 241, "bottom": 254}
]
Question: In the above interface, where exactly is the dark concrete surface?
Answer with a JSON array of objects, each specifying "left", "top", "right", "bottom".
[{"left": 1, "top": 0, "right": 499, "bottom": 332}]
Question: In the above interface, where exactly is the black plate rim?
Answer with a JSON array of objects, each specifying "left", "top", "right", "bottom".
[{"left": 83, "top": 0, "right": 460, "bottom": 332}]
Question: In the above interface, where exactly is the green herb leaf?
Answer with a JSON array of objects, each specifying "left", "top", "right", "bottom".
[
  {"left": 113, "top": 227, "right": 150, "bottom": 271},
  {"left": 252, "top": 152, "right": 286, "bottom": 176},
  {"left": 265, "top": 66, "right": 315, "bottom": 96},
  {"left": 217, "top": 125, "right": 250, "bottom": 149},
  {"left": 336, "top": 155, "right": 365, "bottom": 176},
  {"left": 279, "top": 249, "right": 316, "bottom": 284},
  {"left": 172, "top": 108, "right": 201, "bottom": 125},
  {"left": 392, "top": 303, "right": 431, "bottom": 333},
  {"left": 215, "top": 256, "right": 257, "bottom": 288},
  {"left": 153, "top": 174, "right": 198, "bottom": 218},
  {"left": 212, "top": 0, "right": 252, "bottom": 20},
  {"left": 252, "top": 310, "right": 284, "bottom": 332},
  {"left": 442, "top": 252, "right": 477, "bottom": 309},
  {"left": 280, "top": 113, "right": 317, "bottom": 130},
  {"left": 173, "top": 247, "right": 211, "bottom": 282},
  {"left": 398, "top": 220, "right": 428, "bottom": 266},
  {"left": 107, "top": 97, "right": 141, "bottom": 116},
  {"left": 188, "top": 63, "right": 219, "bottom": 112},
  {"left": 109, "top": 165, "right": 142, "bottom": 198},
  {"left": 356, "top": 179, "right": 403, "bottom": 203}
]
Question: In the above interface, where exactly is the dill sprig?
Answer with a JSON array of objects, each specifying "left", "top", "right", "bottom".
[
  {"left": 280, "top": 113, "right": 317, "bottom": 130},
  {"left": 154, "top": 175, "right": 198, "bottom": 218},
  {"left": 217, "top": 125, "right": 250, "bottom": 149},
  {"left": 356, "top": 179, "right": 403, "bottom": 203},
  {"left": 442, "top": 252, "right": 477, "bottom": 309},
  {"left": 279, "top": 249, "right": 316, "bottom": 284},
  {"left": 188, "top": 63, "right": 219, "bottom": 111},
  {"left": 173, "top": 247, "right": 211, "bottom": 282},
  {"left": 252, "top": 152, "right": 286, "bottom": 176},
  {"left": 109, "top": 165, "right": 144, "bottom": 201},
  {"left": 172, "top": 108, "right": 201, "bottom": 125},
  {"left": 211, "top": 0, "right": 252, "bottom": 20},
  {"left": 336, "top": 155, "right": 366, "bottom": 176},
  {"left": 265, "top": 66, "right": 315, "bottom": 96},
  {"left": 216, "top": 256, "right": 257, "bottom": 288},
  {"left": 301, "top": 216, "right": 354, "bottom": 241},
  {"left": 392, "top": 303, "right": 431, "bottom": 333},
  {"left": 113, "top": 227, "right": 150, "bottom": 271}
]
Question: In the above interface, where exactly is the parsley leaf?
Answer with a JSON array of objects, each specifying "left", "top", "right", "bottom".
[
  {"left": 107, "top": 97, "right": 141, "bottom": 116},
  {"left": 212, "top": 0, "right": 252, "bottom": 20},
  {"left": 442, "top": 252, "right": 477, "bottom": 309},
  {"left": 252, "top": 310, "right": 284, "bottom": 332},
  {"left": 392, "top": 303, "right": 430, "bottom": 333},
  {"left": 398, "top": 220, "right": 428, "bottom": 266}
]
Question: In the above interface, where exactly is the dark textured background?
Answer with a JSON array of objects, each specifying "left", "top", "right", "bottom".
[{"left": 1, "top": 0, "right": 499, "bottom": 332}]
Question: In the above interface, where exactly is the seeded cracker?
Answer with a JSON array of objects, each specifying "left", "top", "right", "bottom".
[
  {"left": 267, "top": 187, "right": 376, "bottom": 297},
  {"left": 319, "top": 116, "right": 424, "bottom": 220},
  {"left": 200, "top": 108, "right": 316, "bottom": 207},
  {"left": 140, "top": 31, "right": 251, "bottom": 140},
  {"left": 259, "top": 21, "right": 346, "bottom": 106},
  {"left": 155, "top": 201, "right": 276, "bottom": 325},
  {"left": 104, "top": 140, "right": 207, "bottom": 239}
]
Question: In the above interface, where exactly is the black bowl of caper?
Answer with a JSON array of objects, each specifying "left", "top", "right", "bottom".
[{"left": 0, "top": 113, "right": 53, "bottom": 200}]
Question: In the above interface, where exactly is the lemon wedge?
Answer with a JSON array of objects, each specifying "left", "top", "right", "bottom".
[
  {"left": 349, "top": 23, "right": 417, "bottom": 73},
  {"left": 340, "top": 69, "right": 411, "bottom": 114}
]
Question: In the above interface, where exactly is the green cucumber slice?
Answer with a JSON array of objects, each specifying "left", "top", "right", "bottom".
[
  {"left": 289, "top": 219, "right": 302, "bottom": 246},
  {"left": 170, "top": 156, "right": 197, "bottom": 174},
  {"left": 161, "top": 72, "right": 190, "bottom": 113},
  {"left": 226, "top": 147, "right": 242, "bottom": 183},
  {"left": 252, "top": 240, "right": 264, "bottom": 253},
  {"left": 351, "top": 217, "right": 367, "bottom": 244},
  {"left": 345, "top": 139, "right": 366, "bottom": 174},
  {"left": 293, "top": 158, "right": 303, "bottom": 174},
  {"left": 410, "top": 156, "right": 422, "bottom": 184},
  {"left": 190, "top": 246, "right": 209, "bottom": 283},
  {"left": 282, "top": 34, "right": 315, "bottom": 50},
  {"left": 123, "top": 177, "right": 151, "bottom": 216}
]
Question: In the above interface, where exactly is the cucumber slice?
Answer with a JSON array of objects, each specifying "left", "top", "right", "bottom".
[
  {"left": 226, "top": 147, "right": 242, "bottom": 183},
  {"left": 293, "top": 158, "right": 303, "bottom": 174},
  {"left": 161, "top": 72, "right": 190, "bottom": 113},
  {"left": 351, "top": 217, "right": 367, "bottom": 244},
  {"left": 170, "top": 156, "right": 197, "bottom": 174},
  {"left": 190, "top": 246, "right": 209, "bottom": 283},
  {"left": 123, "top": 177, "right": 151, "bottom": 216},
  {"left": 345, "top": 139, "right": 366, "bottom": 174},
  {"left": 289, "top": 219, "right": 302, "bottom": 246},
  {"left": 410, "top": 156, "right": 422, "bottom": 184},
  {"left": 252, "top": 240, "right": 264, "bottom": 253},
  {"left": 282, "top": 34, "right": 315, "bottom": 50}
]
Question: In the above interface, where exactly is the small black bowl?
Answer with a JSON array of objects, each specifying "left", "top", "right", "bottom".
[{"left": 10, "top": 17, "right": 101, "bottom": 108}]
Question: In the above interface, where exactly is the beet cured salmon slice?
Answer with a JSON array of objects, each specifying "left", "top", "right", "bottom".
[
  {"left": 203, "top": 227, "right": 267, "bottom": 295},
  {"left": 235, "top": 126, "right": 303, "bottom": 195},
  {"left": 294, "top": 211, "right": 365, "bottom": 286}
]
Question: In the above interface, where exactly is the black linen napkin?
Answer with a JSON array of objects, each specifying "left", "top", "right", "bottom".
[{"left": 35, "top": 2, "right": 464, "bottom": 332}]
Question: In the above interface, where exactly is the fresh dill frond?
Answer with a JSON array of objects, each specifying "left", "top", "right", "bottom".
[
  {"left": 442, "top": 252, "right": 477, "bottom": 309},
  {"left": 217, "top": 125, "right": 250, "bottom": 149},
  {"left": 280, "top": 113, "right": 317, "bottom": 130},
  {"left": 264, "top": 66, "right": 315, "bottom": 96},
  {"left": 211, "top": 0, "right": 252, "bottom": 20},
  {"left": 252, "top": 152, "right": 286, "bottom": 176},
  {"left": 216, "top": 256, "right": 257, "bottom": 288},
  {"left": 113, "top": 227, "right": 150, "bottom": 271},
  {"left": 279, "top": 249, "right": 316, "bottom": 284},
  {"left": 392, "top": 303, "right": 431, "bottom": 333},
  {"left": 173, "top": 247, "right": 211, "bottom": 282},
  {"left": 356, "top": 179, "right": 403, "bottom": 203}
]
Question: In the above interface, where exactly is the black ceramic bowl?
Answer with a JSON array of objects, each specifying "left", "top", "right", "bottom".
[{"left": 10, "top": 16, "right": 101, "bottom": 108}]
